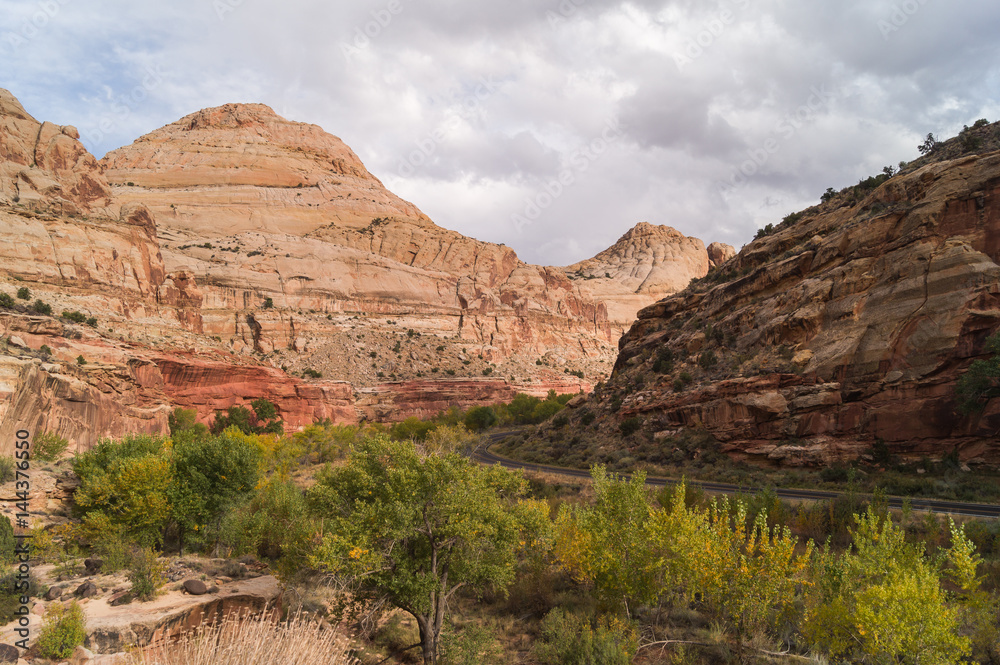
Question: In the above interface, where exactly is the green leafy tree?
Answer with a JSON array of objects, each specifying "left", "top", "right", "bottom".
[
  {"left": 15, "top": 287, "right": 29, "bottom": 300},
  {"left": 506, "top": 393, "right": 541, "bottom": 424},
  {"left": 554, "top": 467, "right": 660, "bottom": 614},
  {"left": 72, "top": 436, "right": 172, "bottom": 547},
  {"left": 308, "top": 435, "right": 536, "bottom": 664},
  {"left": 390, "top": 416, "right": 438, "bottom": 442},
  {"left": 803, "top": 508, "right": 970, "bottom": 664},
  {"left": 210, "top": 398, "right": 284, "bottom": 435},
  {"left": 169, "top": 431, "right": 262, "bottom": 553},
  {"left": 956, "top": 332, "right": 1000, "bottom": 413},
  {"left": 463, "top": 405, "right": 498, "bottom": 432}
]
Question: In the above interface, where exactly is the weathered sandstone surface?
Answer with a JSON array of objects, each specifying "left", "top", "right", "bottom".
[
  {"left": 604, "top": 151, "right": 1000, "bottom": 465},
  {"left": 0, "top": 90, "right": 719, "bottom": 452}
]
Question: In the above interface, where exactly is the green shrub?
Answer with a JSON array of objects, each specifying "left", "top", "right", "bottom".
[
  {"left": 303, "top": 368, "right": 323, "bottom": 379},
  {"left": 0, "top": 293, "right": 12, "bottom": 308},
  {"left": 86, "top": 317, "right": 97, "bottom": 328},
  {"left": 32, "top": 300, "right": 52, "bottom": 315},
  {"left": 15, "top": 287, "right": 29, "bottom": 300},
  {"left": 62, "top": 310, "right": 86, "bottom": 323},
  {"left": 445, "top": 369, "right": 456, "bottom": 376},
  {"left": 33, "top": 431, "right": 69, "bottom": 462},
  {"left": 39, "top": 344, "right": 52, "bottom": 355},
  {"left": 698, "top": 350, "right": 718, "bottom": 370},
  {"left": 0, "top": 456, "right": 13, "bottom": 484},
  {"left": 533, "top": 609, "right": 637, "bottom": 665},
  {"left": 36, "top": 601, "right": 86, "bottom": 659},
  {"left": 128, "top": 546, "right": 165, "bottom": 601},
  {"left": 94, "top": 531, "right": 132, "bottom": 573},
  {"left": 76, "top": 355, "right": 86, "bottom": 365},
  {"left": 263, "top": 297, "right": 274, "bottom": 309},
  {"left": 390, "top": 417, "right": 437, "bottom": 442},
  {"left": 440, "top": 622, "right": 506, "bottom": 665},
  {"left": 0, "top": 516, "right": 14, "bottom": 564},
  {"left": 619, "top": 417, "right": 642, "bottom": 437},
  {"left": 0, "top": 569, "right": 41, "bottom": 623}
]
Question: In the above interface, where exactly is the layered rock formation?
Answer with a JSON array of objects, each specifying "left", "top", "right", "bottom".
[
  {"left": 600, "top": 150, "right": 1000, "bottom": 465},
  {"left": 0, "top": 90, "right": 724, "bottom": 452},
  {"left": 99, "top": 102, "right": 716, "bottom": 375}
]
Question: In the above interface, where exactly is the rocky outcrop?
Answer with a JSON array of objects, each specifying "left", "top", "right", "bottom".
[
  {"left": 604, "top": 152, "right": 1000, "bottom": 465},
  {"left": 707, "top": 241, "right": 736, "bottom": 268},
  {"left": 0, "top": 88, "right": 111, "bottom": 213},
  {"left": 100, "top": 104, "right": 716, "bottom": 372},
  {"left": 0, "top": 90, "right": 728, "bottom": 450},
  {"left": 356, "top": 377, "right": 589, "bottom": 422},
  {"left": 152, "top": 355, "right": 357, "bottom": 428},
  {"left": 84, "top": 575, "right": 281, "bottom": 653},
  {"left": 101, "top": 102, "right": 429, "bottom": 237}
]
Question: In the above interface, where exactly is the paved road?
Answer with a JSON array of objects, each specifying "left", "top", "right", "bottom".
[{"left": 472, "top": 435, "right": 1000, "bottom": 519}]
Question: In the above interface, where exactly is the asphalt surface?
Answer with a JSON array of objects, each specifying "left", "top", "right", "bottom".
[{"left": 472, "top": 434, "right": 1000, "bottom": 519}]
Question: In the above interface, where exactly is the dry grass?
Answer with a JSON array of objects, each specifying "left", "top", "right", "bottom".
[{"left": 125, "top": 610, "right": 356, "bottom": 665}]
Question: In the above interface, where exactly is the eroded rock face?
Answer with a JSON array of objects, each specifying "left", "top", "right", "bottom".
[
  {"left": 0, "top": 89, "right": 111, "bottom": 213},
  {"left": 610, "top": 153, "right": 1000, "bottom": 465},
  {"left": 0, "top": 90, "right": 724, "bottom": 450},
  {"left": 100, "top": 103, "right": 715, "bottom": 367}
]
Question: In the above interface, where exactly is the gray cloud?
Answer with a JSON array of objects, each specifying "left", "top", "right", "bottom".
[{"left": 1, "top": 0, "right": 999, "bottom": 265}]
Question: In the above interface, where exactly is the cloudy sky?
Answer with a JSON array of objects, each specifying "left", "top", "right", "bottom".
[{"left": 2, "top": 0, "right": 999, "bottom": 265}]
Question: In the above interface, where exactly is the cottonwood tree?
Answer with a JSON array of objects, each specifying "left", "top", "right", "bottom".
[{"left": 308, "top": 435, "right": 542, "bottom": 664}]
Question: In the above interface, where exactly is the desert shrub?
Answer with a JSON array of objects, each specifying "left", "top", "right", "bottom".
[
  {"left": 580, "top": 411, "right": 596, "bottom": 426},
  {"left": 0, "top": 516, "right": 14, "bottom": 564},
  {"left": 36, "top": 601, "right": 86, "bottom": 660},
  {"left": 619, "top": 417, "right": 642, "bottom": 437},
  {"left": 76, "top": 355, "right": 86, "bottom": 365},
  {"left": 263, "top": 297, "right": 274, "bottom": 309},
  {"left": 15, "top": 287, "right": 29, "bottom": 300},
  {"left": 533, "top": 608, "right": 637, "bottom": 665},
  {"left": 303, "top": 368, "right": 323, "bottom": 378},
  {"left": 94, "top": 530, "right": 132, "bottom": 573},
  {"left": 124, "top": 609, "right": 354, "bottom": 665},
  {"left": 698, "top": 350, "right": 718, "bottom": 370},
  {"left": 39, "top": 344, "right": 52, "bottom": 355},
  {"left": 32, "top": 299, "right": 52, "bottom": 315},
  {"left": 552, "top": 414, "right": 569, "bottom": 429},
  {"left": 440, "top": 622, "right": 505, "bottom": 665},
  {"left": 33, "top": 430, "right": 69, "bottom": 462},
  {"left": 128, "top": 546, "right": 166, "bottom": 601},
  {"left": 62, "top": 310, "right": 86, "bottom": 323},
  {"left": 0, "top": 293, "right": 12, "bottom": 308},
  {"left": 0, "top": 456, "right": 13, "bottom": 484},
  {"left": 86, "top": 317, "right": 97, "bottom": 327},
  {"left": 0, "top": 569, "right": 42, "bottom": 624}
]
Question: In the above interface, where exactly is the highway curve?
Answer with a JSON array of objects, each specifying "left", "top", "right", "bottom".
[{"left": 471, "top": 435, "right": 1000, "bottom": 519}]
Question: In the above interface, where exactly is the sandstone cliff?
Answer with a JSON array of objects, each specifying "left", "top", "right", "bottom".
[
  {"left": 0, "top": 90, "right": 722, "bottom": 452},
  {"left": 99, "top": 102, "right": 715, "bottom": 380},
  {"left": 593, "top": 146, "right": 1000, "bottom": 465}
]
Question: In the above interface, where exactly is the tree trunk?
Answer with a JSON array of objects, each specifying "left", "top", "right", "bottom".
[{"left": 416, "top": 615, "right": 438, "bottom": 665}]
